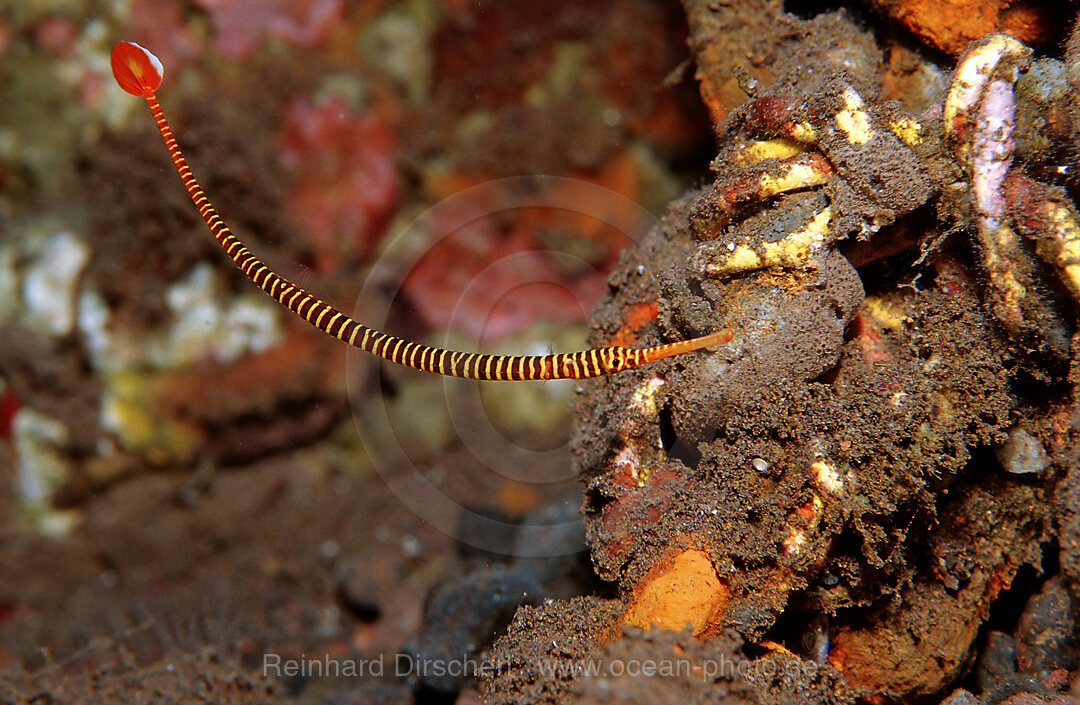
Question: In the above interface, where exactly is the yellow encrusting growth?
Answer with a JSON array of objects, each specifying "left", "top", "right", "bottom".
[
  {"left": 888, "top": 116, "right": 923, "bottom": 147},
  {"left": 707, "top": 206, "right": 833, "bottom": 276},
  {"left": 786, "top": 121, "right": 819, "bottom": 143},
  {"left": 727, "top": 137, "right": 809, "bottom": 167},
  {"left": 1040, "top": 201, "right": 1080, "bottom": 301},
  {"left": 110, "top": 41, "right": 730, "bottom": 381},
  {"left": 834, "top": 87, "right": 874, "bottom": 145},
  {"left": 757, "top": 157, "right": 832, "bottom": 200},
  {"left": 978, "top": 224, "right": 1029, "bottom": 329}
]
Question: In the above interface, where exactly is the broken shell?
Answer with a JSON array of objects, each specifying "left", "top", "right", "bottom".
[
  {"left": 995, "top": 427, "right": 1051, "bottom": 475},
  {"left": 945, "top": 33, "right": 1033, "bottom": 167}
]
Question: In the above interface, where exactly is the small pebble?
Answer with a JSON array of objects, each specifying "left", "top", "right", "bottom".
[
  {"left": 1015, "top": 577, "right": 1076, "bottom": 675},
  {"left": 996, "top": 428, "right": 1051, "bottom": 475},
  {"left": 940, "top": 690, "right": 978, "bottom": 705},
  {"left": 977, "top": 631, "right": 1017, "bottom": 693}
]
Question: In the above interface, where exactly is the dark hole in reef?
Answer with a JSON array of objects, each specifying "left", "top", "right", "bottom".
[
  {"left": 1008, "top": 365, "right": 1071, "bottom": 407},
  {"left": 658, "top": 404, "right": 702, "bottom": 469},
  {"left": 783, "top": 0, "right": 849, "bottom": 18},
  {"left": 843, "top": 315, "right": 860, "bottom": 344},
  {"left": 981, "top": 553, "right": 1055, "bottom": 637},
  {"left": 759, "top": 606, "right": 830, "bottom": 661},
  {"left": 829, "top": 298, "right": 846, "bottom": 321},
  {"left": 583, "top": 486, "right": 615, "bottom": 516},
  {"left": 814, "top": 360, "right": 842, "bottom": 385},
  {"left": 955, "top": 556, "right": 1055, "bottom": 695},
  {"left": 414, "top": 682, "right": 460, "bottom": 705},
  {"left": 687, "top": 276, "right": 707, "bottom": 300}
]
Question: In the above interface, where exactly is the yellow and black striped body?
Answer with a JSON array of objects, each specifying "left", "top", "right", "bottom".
[{"left": 141, "top": 92, "right": 728, "bottom": 381}]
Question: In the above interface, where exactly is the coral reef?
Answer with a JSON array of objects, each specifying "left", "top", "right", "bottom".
[{"left": 494, "top": 2, "right": 1080, "bottom": 703}]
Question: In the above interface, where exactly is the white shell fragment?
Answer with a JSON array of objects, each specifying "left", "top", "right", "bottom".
[{"left": 995, "top": 427, "right": 1051, "bottom": 475}]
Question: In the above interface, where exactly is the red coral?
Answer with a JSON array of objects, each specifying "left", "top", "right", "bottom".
[
  {"left": 277, "top": 96, "right": 400, "bottom": 272},
  {"left": 402, "top": 205, "right": 605, "bottom": 342},
  {"left": 193, "top": 0, "right": 343, "bottom": 60}
]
